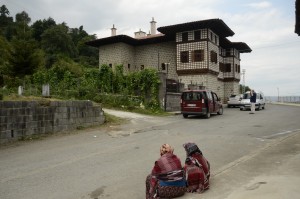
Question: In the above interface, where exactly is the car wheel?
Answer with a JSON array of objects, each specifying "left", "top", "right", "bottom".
[
  {"left": 217, "top": 107, "right": 223, "bottom": 115},
  {"left": 240, "top": 107, "right": 243, "bottom": 111},
  {"left": 262, "top": 104, "right": 265, "bottom": 109},
  {"left": 227, "top": 105, "right": 231, "bottom": 108},
  {"left": 257, "top": 104, "right": 261, "bottom": 111},
  {"left": 183, "top": 114, "right": 188, "bottom": 118},
  {"left": 205, "top": 112, "right": 211, "bottom": 119}
]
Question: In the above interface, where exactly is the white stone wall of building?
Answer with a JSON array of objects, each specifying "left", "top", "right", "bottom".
[
  {"left": 224, "top": 81, "right": 240, "bottom": 99},
  {"left": 179, "top": 74, "right": 224, "bottom": 100},
  {"left": 99, "top": 43, "right": 135, "bottom": 72},
  {"left": 135, "top": 42, "right": 177, "bottom": 80},
  {"left": 179, "top": 74, "right": 207, "bottom": 89},
  {"left": 206, "top": 74, "right": 223, "bottom": 99},
  {"left": 208, "top": 41, "right": 219, "bottom": 72},
  {"left": 176, "top": 42, "right": 208, "bottom": 70}
]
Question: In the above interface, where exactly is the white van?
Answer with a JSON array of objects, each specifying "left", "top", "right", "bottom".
[{"left": 239, "top": 91, "right": 266, "bottom": 111}]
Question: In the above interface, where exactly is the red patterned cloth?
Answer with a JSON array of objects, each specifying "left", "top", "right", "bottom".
[
  {"left": 152, "top": 153, "right": 182, "bottom": 176},
  {"left": 146, "top": 152, "right": 186, "bottom": 198},
  {"left": 184, "top": 157, "right": 209, "bottom": 192},
  {"left": 190, "top": 153, "right": 210, "bottom": 180}
]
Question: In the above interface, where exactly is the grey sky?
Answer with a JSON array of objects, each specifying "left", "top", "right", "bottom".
[{"left": 3, "top": 0, "right": 300, "bottom": 96}]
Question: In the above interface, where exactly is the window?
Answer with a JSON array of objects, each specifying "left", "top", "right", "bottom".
[
  {"left": 194, "top": 30, "right": 201, "bottom": 40},
  {"left": 215, "top": 35, "right": 218, "bottom": 44},
  {"left": 140, "top": 65, "right": 144, "bottom": 70},
  {"left": 161, "top": 63, "right": 166, "bottom": 70},
  {"left": 180, "top": 51, "right": 189, "bottom": 63},
  {"left": 226, "top": 49, "right": 231, "bottom": 56},
  {"left": 192, "top": 50, "right": 204, "bottom": 62},
  {"left": 219, "top": 63, "right": 224, "bottom": 72},
  {"left": 210, "top": 51, "right": 218, "bottom": 63},
  {"left": 182, "top": 32, "right": 188, "bottom": 42},
  {"left": 109, "top": 64, "right": 112, "bottom": 68},
  {"left": 128, "top": 64, "right": 130, "bottom": 69},
  {"left": 210, "top": 32, "right": 213, "bottom": 41},
  {"left": 225, "top": 63, "right": 231, "bottom": 72}
]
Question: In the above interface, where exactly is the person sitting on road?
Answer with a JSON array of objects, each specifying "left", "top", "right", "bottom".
[
  {"left": 145, "top": 144, "right": 186, "bottom": 199},
  {"left": 183, "top": 142, "right": 210, "bottom": 192}
]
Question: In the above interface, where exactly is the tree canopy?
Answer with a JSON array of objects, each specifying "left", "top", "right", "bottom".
[{"left": 0, "top": 4, "right": 98, "bottom": 79}]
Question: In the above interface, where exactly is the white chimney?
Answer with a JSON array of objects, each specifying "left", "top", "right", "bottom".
[
  {"left": 150, "top": 17, "right": 156, "bottom": 35},
  {"left": 134, "top": 29, "right": 146, "bottom": 38},
  {"left": 111, "top": 24, "right": 117, "bottom": 36}
]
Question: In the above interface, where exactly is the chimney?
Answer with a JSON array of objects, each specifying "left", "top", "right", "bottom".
[
  {"left": 150, "top": 17, "right": 156, "bottom": 35},
  {"left": 111, "top": 24, "right": 117, "bottom": 36},
  {"left": 134, "top": 29, "right": 146, "bottom": 38}
]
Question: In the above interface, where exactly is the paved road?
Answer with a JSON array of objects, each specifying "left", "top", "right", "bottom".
[{"left": 0, "top": 104, "right": 299, "bottom": 199}]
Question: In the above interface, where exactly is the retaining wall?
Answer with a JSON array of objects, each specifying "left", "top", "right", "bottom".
[{"left": 0, "top": 100, "right": 105, "bottom": 144}]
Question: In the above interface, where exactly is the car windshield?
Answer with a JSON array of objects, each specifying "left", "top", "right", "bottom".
[
  {"left": 182, "top": 92, "right": 205, "bottom": 101},
  {"left": 243, "top": 93, "right": 251, "bottom": 99}
]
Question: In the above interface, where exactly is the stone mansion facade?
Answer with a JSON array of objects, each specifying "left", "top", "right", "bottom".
[{"left": 86, "top": 18, "right": 251, "bottom": 102}]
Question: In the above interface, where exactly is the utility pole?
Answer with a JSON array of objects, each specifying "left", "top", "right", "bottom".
[{"left": 242, "top": 69, "right": 246, "bottom": 93}]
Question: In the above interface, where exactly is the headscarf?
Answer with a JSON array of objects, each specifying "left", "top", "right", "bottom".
[
  {"left": 183, "top": 142, "right": 202, "bottom": 156},
  {"left": 160, "top": 144, "right": 174, "bottom": 156}
]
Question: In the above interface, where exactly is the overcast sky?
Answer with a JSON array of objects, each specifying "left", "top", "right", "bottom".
[{"left": 2, "top": 0, "right": 300, "bottom": 96}]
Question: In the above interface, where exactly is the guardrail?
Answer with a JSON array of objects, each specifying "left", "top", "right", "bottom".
[{"left": 266, "top": 96, "right": 300, "bottom": 104}]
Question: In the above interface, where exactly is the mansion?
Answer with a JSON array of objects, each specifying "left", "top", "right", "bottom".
[{"left": 86, "top": 18, "right": 251, "bottom": 102}]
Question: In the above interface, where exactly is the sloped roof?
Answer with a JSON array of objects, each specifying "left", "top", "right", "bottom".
[
  {"left": 220, "top": 37, "right": 252, "bottom": 53},
  {"left": 157, "top": 18, "right": 235, "bottom": 37},
  {"left": 86, "top": 18, "right": 251, "bottom": 53},
  {"left": 85, "top": 34, "right": 174, "bottom": 47}
]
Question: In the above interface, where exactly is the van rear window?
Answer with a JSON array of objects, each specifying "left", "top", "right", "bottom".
[{"left": 182, "top": 92, "right": 205, "bottom": 101}]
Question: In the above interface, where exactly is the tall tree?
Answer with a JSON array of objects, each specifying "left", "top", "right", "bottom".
[
  {"left": 32, "top": 17, "right": 56, "bottom": 41},
  {"left": 0, "top": 5, "right": 13, "bottom": 38},
  {"left": 41, "top": 24, "right": 78, "bottom": 58},
  {"left": 0, "top": 35, "right": 12, "bottom": 77},
  {"left": 9, "top": 38, "right": 44, "bottom": 77}
]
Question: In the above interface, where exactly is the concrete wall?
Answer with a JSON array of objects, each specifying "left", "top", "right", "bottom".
[
  {"left": 0, "top": 101, "right": 105, "bottom": 144},
  {"left": 166, "top": 93, "right": 181, "bottom": 112}
]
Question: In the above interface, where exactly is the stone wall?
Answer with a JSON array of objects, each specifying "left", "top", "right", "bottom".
[
  {"left": 0, "top": 100, "right": 105, "bottom": 144},
  {"left": 166, "top": 93, "right": 181, "bottom": 112}
]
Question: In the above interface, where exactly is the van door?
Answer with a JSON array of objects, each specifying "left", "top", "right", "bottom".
[
  {"left": 206, "top": 91, "right": 214, "bottom": 113},
  {"left": 181, "top": 91, "right": 205, "bottom": 113},
  {"left": 212, "top": 92, "right": 219, "bottom": 113}
]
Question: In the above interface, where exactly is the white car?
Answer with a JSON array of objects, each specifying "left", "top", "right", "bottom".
[
  {"left": 239, "top": 91, "right": 266, "bottom": 111},
  {"left": 227, "top": 94, "right": 242, "bottom": 108}
]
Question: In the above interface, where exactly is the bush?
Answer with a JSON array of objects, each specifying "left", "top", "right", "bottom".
[{"left": 0, "top": 93, "right": 3, "bottom": 100}]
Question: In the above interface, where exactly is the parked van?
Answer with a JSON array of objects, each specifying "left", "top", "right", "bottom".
[
  {"left": 180, "top": 90, "right": 223, "bottom": 118},
  {"left": 239, "top": 91, "right": 266, "bottom": 111}
]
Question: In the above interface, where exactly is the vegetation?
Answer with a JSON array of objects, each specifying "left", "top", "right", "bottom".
[{"left": 0, "top": 4, "right": 163, "bottom": 113}]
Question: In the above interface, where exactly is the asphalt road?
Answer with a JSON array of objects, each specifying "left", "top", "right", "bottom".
[{"left": 0, "top": 104, "right": 299, "bottom": 199}]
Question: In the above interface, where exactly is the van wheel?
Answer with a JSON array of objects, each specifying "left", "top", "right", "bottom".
[
  {"left": 183, "top": 114, "right": 188, "bottom": 118},
  {"left": 257, "top": 104, "right": 261, "bottom": 111},
  {"left": 262, "top": 104, "right": 265, "bottom": 109},
  {"left": 205, "top": 112, "right": 211, "bottom": 119},
  {"left": 217, "top": 107, "right": 223, "bottom": 115}
]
